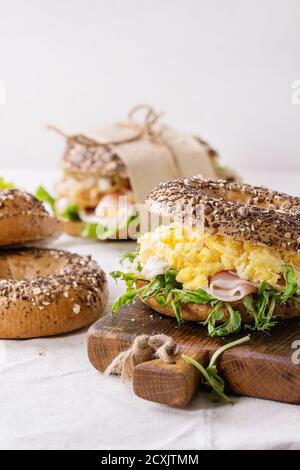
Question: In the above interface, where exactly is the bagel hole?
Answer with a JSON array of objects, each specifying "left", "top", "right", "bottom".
[{"left": 0, "top": 250, "right": 68, "bottom": 281}]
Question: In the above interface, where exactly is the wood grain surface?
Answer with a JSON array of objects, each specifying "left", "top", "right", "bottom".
[{"left": 87, "top": 300, "right": 300, "bottom": 407}]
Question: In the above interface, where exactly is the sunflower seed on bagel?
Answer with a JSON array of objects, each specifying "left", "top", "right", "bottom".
[
  {"left": 145, "top": 177, "right": 300, "bottom": 252},
  {"left": 0, "top": 189, "right": 62, "bottom": 246}
]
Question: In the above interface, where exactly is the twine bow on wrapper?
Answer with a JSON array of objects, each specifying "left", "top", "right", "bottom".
[
  {"left": 47, "top": 104, "right": 221, "bottom": 203},
  {"left": 104, "top": 334, "right": 177, "bottom": 382},
  {"left": 127, "top": 104, "right": 182, "bottom": 179},
  {"left": 48, "top": 104, "right": 166, "bottom": 147}
]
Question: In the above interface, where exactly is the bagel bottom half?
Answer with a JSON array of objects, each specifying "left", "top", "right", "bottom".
[
  {"left": 0, "top": 247, "right": 108, "bottom": 339},
  {"left": 135, "top": 280, "right": 300, "bottom": 323},
  {"left": 62, "top": 219, "right": 85, "bottom": 237}
]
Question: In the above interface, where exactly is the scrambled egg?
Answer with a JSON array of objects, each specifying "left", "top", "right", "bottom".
[{"left": 138, "top": 223, "right": 300, "bottom": 290}]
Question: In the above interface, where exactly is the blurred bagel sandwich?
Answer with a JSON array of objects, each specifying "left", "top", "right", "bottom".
[{"left": 40, "top": 105, "right": 238, "bottom": 240}]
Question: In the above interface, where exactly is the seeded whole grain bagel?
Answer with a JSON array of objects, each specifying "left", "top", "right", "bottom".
[
  {"left": 0, "top": 248, "right": 108, "bottom": 339},
  {"left": 0, "top": 189, "right": 62, "bottom": 246},
  {"left": 145, "top": 177, "right": 300, "bottom": 252}
]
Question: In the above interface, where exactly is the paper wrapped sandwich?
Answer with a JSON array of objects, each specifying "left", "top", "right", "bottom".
[{"left": 40, "top": 105, "right": 238, "bottom": 240}]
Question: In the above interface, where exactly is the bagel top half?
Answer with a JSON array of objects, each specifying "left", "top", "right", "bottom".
[
  {"left": 0, "top": 189, "right": 61, "bottom": 247},
  {"left": 63, "top": 136, "right": 127, "bottom": 178},
  {"left": 145, "top": 177, "right": 300, "bottom": 253}
]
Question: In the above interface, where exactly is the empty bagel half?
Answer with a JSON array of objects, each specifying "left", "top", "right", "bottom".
[{"left": 0, "top": 247, "right": 108, "bottom": 338}]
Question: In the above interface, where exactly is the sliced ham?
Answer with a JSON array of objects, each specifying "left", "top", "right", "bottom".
[{"left": 205, "top": 271, "right": 257, "bottom": 302}]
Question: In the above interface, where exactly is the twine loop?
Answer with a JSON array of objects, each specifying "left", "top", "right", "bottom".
[
  {"left": 104, "top": 333, "right": 177, "bottom": 382},
  {"left": 128, "top": 103, "right": 164, "bottom": 139},
  {"left": 47, "top": 104, "right": 163, "bottom": 146}
]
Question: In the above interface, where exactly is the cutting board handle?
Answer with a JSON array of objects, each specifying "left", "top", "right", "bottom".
[{"left": 132, "top": 350, "right": 206, "bottom": 407}]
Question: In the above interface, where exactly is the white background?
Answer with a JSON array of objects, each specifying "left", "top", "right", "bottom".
[{"left": 0, "top": 0, "right": 300, "bottom": 173}]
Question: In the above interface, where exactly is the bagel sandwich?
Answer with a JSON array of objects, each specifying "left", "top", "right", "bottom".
[
  {"left": 54, "top": 139, "right": 139, "bottom": 239},
  {"left": 36, "top": 165, "right": 138, "bottom": 242},
  {"left": 35, "top": 134, "right": 139, "bottom": 240},
  {"left": 111, "top": 177, "right": 300, "bottom": 337}
]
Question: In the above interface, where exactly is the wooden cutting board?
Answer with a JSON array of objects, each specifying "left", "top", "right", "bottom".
[{"left": 87, "top": 300, "right": 300, "bottom": 407}]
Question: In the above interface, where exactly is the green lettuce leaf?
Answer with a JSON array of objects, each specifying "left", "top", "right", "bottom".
[
  {"left": 242, "top": 265, "right": 299, "bottom": 332},
  {"left": 110, "top": 262, "right": 299, "bottom": 337},
  {"left": 82, "top": 213, "right": 139, "bottom": 241},
  {"left": 212, "top": 303, "right": 241, "bottom": 337},
  {"left": 177, "top": 288, "right": 215, "bottom": 304},
  {"left": 120, "top": 248, "right": 140, "bottom": 265},
  {"left": 81, "top": 222, "right": 115, "bottom": 240},
  {"left": 109, "top": 268, "right": 242, "bottom": 336},
  {"left": 280, "top": 265, "right": 298, "bottom": 302},
  {"left": 35, "top": 186, "right": 56, "bottom": 212},
  {"left": 60, "top": 204, "right": 80, "bottom": 221},
  {"left": 182, "top": 335, "right": 250, "bottom": 403},
  {"left": 0, "top": 177, "right": 14, "bottom": 190},
  {"left": 81, "top": 223, "right": 98, "bottom": 239},
  {"left": 111, "top": 288, "right": 139, "bottom": 315},
  {"left": 110, "top": 271, "right": 140, "bottom": 288}
]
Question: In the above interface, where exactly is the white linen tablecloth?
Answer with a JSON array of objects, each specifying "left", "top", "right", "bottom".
[{"left": 0, "top": 169, "right": 300, "bottom": 450}]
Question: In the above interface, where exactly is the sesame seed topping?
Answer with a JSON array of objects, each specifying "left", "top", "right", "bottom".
[
  {"left": 62, "top": 138, "right": 128, "bottom": 178},
  {"left": 73, "top": 304, "right": 81, "bottom": 314},
  {"left": 145, "top": 177, "right": 300, "bottom": 253},
  {"left": 0, "top": 247, "right": 107, "bottom": 311}
]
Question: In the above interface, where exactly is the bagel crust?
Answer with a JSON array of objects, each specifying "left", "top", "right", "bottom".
[
  {"left": 145, "top": 177, "right": 300, "bottom": 253},
  {"left": 0, "top": 248, "right": 108, "bottom": 338},
  {"left": 63, "top": 137, "right": 128, "bottom": 178},
  {"left": 61, "top": 219, "right": 85, "bottom": 237},
  {"left": 136, "top": 280, "right": 300, "bottom": 323},
  {"left": 0, "top": 189, "right": 61, "bottom": 247}
]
